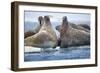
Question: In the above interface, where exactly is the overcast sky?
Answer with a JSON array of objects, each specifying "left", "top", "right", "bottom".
[{"left": 24, "top": 11, "right": 90, "bottom": 24}]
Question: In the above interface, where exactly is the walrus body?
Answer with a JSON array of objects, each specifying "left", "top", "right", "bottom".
[
  {"left": 24, "top": 16, "right": 57, "bottom": 48},
  {"left": 60, "top": 16, "right": 90, "bottom": 48}
]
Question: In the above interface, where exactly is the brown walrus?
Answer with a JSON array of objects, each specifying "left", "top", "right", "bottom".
[
  {"left": 24, "top": 16, "right": 44, "bottom": 38},
  {"left": 24, "top": 16, "right": 57, "bottom": 48},
  {"left": 60, "top": 16, "right": 90, "bottom": 48},
  {"left": 56, "top": 17, "right": 90, "bottom": 46},
  {"left": 56, "top": 22, "right": 90, "bottom": 33}
]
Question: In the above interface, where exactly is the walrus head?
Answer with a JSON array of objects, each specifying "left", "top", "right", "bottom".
[
  {"left": 44, "top": 16, "right": 52, "bottom": 26},
  {"left": 60, "top": 16, "right": 69, "bottom": 33},
  {"left": 38, "top": 16, "right": 44, "bottom": 26},
  {"left": 62, "top": 16, "right": 68, "bottom": 27},
  {"left": 44, "top": 16, "right": 50, "bottom": 21}
]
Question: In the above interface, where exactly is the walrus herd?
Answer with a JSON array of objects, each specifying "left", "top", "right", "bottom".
[{"left": 24, "top": 16, "right": 90, "bottom": 48}]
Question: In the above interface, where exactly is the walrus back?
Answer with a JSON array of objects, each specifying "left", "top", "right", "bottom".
[{"left": 60, "top": 27, "right": 90, "bottom": 48}]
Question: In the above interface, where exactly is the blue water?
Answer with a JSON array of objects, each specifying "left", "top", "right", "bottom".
[{"left": 24, "top": 46, "right": 90, "bottom": 62}]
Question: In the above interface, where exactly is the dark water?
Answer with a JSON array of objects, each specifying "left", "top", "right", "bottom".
[{"left": 24, "top": 46, "right": 90, "bottom": 62}]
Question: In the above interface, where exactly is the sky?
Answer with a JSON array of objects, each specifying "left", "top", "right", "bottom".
[{"left": 24, "top": 11, "right": 90, "bottom": 25}]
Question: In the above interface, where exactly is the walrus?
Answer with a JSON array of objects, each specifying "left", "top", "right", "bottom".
[
  {"left": 24, "top": 16, "right": 57, "bottom": 48},
  {"left": 60, "top": 16, "right": 90, "bottom": 48},
  {"left": 56, "top": 19, "right": 90, "bottom": 46},
  {"left": 56, "top": 22, "right": 90, "bottom": 33},
  {"left": 24, "top": 16, "right": 44, "bottom": 38}
]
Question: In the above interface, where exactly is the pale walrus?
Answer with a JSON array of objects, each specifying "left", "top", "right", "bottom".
[
  {"left": 24, "top": 16, "right": 57, "bottom": 48},
  {"left": 60, "top": 16, "right": 90, "bottom": 48},
  {"left": 24, "top": 16, "right": 44, "bottom": 38}
]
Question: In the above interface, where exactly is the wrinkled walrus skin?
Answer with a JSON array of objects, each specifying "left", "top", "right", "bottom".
[
  {"left": 60, "top": 16, "right": 90, "bottom": 48},
  {"left": 24, "top": 16, "right": 57, "bottom": 48}
]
